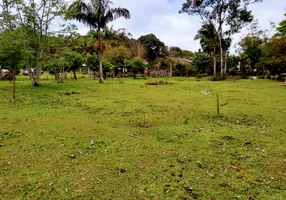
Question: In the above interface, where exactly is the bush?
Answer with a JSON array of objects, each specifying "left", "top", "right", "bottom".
[
  {"left": 275, "top": 75, "right": 281, "bottom": 80},
  {"left": 257, "top": 75, "right": 265, "bottom": 79},
  {"left": 241, "top": 74, "right": 249, "bottom": 79}
]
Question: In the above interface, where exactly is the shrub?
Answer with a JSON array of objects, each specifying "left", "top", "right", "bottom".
[
  {"left": 257, "top": 75, "right": 265, "bottom": 79},
  {"left": 241, "top": 74, "right": 249, "bottom": 79}
]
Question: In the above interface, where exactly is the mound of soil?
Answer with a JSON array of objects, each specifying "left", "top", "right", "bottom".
[{"left": 145, "top": 81, "right": 168, "bottom": 85}]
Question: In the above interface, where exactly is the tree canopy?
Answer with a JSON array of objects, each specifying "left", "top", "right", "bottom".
[
  {"left": 0, "top": 0, "right": 285, "bottom": 83},
  {"left": 138, "top": 34, "right": 166, "bottom": 64},
  {"left": 275, "top": 13, "right": 286, "bottom": 37},
  {"left": 180, "top": 0, "right": 262, "bottom": 76}
]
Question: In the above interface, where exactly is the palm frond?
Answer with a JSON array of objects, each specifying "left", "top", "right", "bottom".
[
  {"left": 111, "top": 8, "right": 130, "bottom": 19},
  {"left": 68, "top": 0, "right": 98, "bottom": 29},
  {"left": 68, "top": 0, "right": 130, "bottom": 31},
  {"left": 102, "top": 7, "right": 130, "bottom": 26}
]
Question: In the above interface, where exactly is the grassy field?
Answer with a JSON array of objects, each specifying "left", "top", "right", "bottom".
[{"left": 0, "top": 75, "right": 285, "bottom": 199}]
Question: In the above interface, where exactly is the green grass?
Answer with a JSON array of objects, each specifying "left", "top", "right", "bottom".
[{"left": 0, "top": 75, "right": 286, "bottom": 199}]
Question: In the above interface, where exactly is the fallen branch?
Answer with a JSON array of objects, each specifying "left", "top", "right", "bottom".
[
  {"left": 124, "top": 132, "right": 143, "bottom": 140},
  {"left": 220, "top": 102, "right": 228, "bottom": 106}
]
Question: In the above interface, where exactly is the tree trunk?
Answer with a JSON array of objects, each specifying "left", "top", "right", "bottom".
[
  {"left": 27, "top": 64, "right": 34, "bottom": 84},
  {"left": 213, "top": 47, "right": 217, "bottom": 76},
  {"left": 218, "top": 25, "right": 224, "bottom": 77},
  {"left": 169, "top": 63, "right": 172, "bottom": 77},
  {"left": 55, "top": 73, "right": 59, "bottom": 81},
  {"left": 88, "top": 68, "right": 90, "bottom": 77},
  {"left": 33, "top": 51, "right": 41, "bottom": 86},
  {"left": 213, "top": 55, "right": 217, "bottom": 76},
  {"left": 98, "top": 30, "right": 104, "bottom": 83},
  {"left": 251, "top": 62, "right": 255, "bottom": 76},
  {"left": 59, "top": 64, "right": 64, "bottom": 83},
  {"left": 53, "top": 68, "right": 59, "bottom": 81},
  {"left": 73, "top": 70, "right": 77, "bottom": 80},
  {"left": 224, "top": 51, "right": 227, "bottom": 75}
]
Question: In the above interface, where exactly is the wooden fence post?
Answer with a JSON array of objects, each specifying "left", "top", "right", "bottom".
[{"left": 217, "top": 93, "right": 220, "bottom": 115}]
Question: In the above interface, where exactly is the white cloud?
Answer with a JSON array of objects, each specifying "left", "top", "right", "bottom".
[
  {"left": 146, "top": 14, "right": 200, "bottom": 50},
  {"left": 110, "top": 0, "right": 202, "bottom": 51}
]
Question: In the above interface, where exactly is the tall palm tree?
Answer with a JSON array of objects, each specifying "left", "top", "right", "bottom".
[
  {"left": 221, "top": 37, "right": 231, "bottom": 75},
  {"left": 195, "top": 23, "right": 218, "bottom": 76},
  {"left": 68, "top": 0, "right": 130, "bottom": 83}
]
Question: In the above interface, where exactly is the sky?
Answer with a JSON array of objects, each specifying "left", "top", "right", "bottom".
[{"left": 76, "top": 0, "right": 286, "bottom": 54}]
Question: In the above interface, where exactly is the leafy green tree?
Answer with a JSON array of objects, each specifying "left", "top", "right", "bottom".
[
  {"left": 174, "top": 63, "right": 188, "bottom": 77},
  {"left": 221, "top": 37, "right": 232, "bottom": 74},
  {"left": 138, "top": 34, "right": 166, "bottom": 64},
  {"left": 159, "top": 59, "right": 169, "bottom": 70},
  {"left": 239, "top": 36, "right": 263, "bottom": 75},
  {"left": 0, "top": 29, "right": 31, "bottom": 98},
  {"left": 169, "top": 47, "right": 183, "bottom": 57},
  {"left": 61, "top": 50, "right": 84, "bottom": 80},
  {"left": 113, "top": 28, "right": 133, "bottom": 47},
  {"left": 227, "top": 55, "right": 240, "bottom": 75},
  {"left": 87, "top": 55, "right": 114, "bottom": 79},
  {"left": 275, "top": 13, "right": 286, "bottom": 37},
  {"left": 63, "top": 33, "right": 96, "bottom": 55},
  {"left": 130, "top": 41, "right": 146, "bottom": 59},
  {"left": 42, "top": 35, "right": 65, "bottom": 68},
  {"left": 102, "top": 26, "right": 116, "bottom": 46},
  {"left": 67, "top": 0, "right": 130, "bottom": 83},
  {"left": 86, "top": 53, "right": 99, "bottom": 79},
  {"left": 259, "top": 37, "right": 286, "bottom": 75},
  {"left": 124, "top": 56, "right": 146, "bottom": 78},
  {"left": 46, "top": 55, "right": 67, "bottom": 83},
  {"left": 87, "top": 27, "right": 133, "bottom": 49},
  {"left": 102, "top": 59, "right": 114, "bottom": 76},
  {"left": 1, "top": 0, "right": 67, "bottom": 86},
  {"left": 191, "top": 52, "right": 212, "bottom": 74},
  {"left": 180, "top": 0, "right": 262, "bottom": 76},
  {"left": 103, "top": 45, "right": 132, "bottom": 68},
  {"left": 181, "top": 50, "right": 194, "bottom": 59},
  {"left": 195, "top": 23, "right": 218, "bottom": 75}
]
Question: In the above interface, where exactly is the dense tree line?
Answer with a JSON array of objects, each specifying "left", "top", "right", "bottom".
[
  {"left": 237, "top": 14, "right": 286, "bottom": 78},
  {"left": 179, "top": 0, "right": 286, "bottom": 79},
  {"left": 0, "top": 0, "right": 285, "bottom": 92}
]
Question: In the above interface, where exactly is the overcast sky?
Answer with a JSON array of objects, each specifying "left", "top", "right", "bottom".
[{"left": 76, "top": 0, "right": 286, "bottom": 53}]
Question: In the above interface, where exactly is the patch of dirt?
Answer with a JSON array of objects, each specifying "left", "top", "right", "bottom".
[{"left": 145, "top": 81, "right": 168, "bottom": 85}]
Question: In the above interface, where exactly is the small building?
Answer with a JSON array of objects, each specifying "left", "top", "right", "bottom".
[{"left": 166, "top": 57, "right": 192, "bottom": 77}]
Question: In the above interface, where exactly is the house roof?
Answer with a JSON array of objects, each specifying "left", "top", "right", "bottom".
[{"left": 166, "top": 57, "right": 192, "bottom": 65}]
